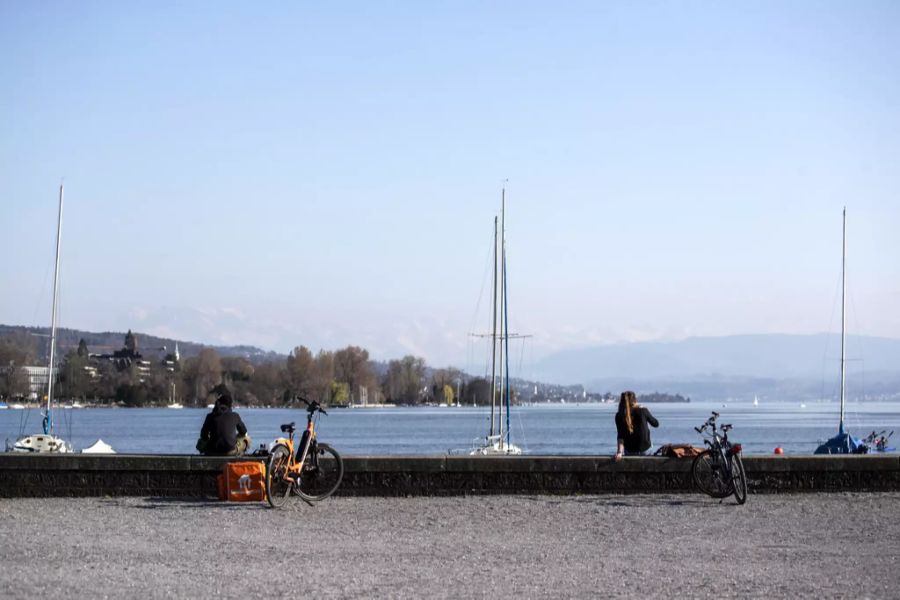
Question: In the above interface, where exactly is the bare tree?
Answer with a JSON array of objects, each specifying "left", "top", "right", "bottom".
[
  {"left": 383, "top": 355, "right": 427, "bottom": 405},
  {"left": 333, "top": 346, "right": 374, "bottom": 405},
  {"left": 285, "top": 345, "right": 315, "bottom": 397},
  {"left": 310, "top": 350, "right": 335, "bottom": 404},
  {"left": 189, "top": 348, "right": 222, "bottom": 405}
]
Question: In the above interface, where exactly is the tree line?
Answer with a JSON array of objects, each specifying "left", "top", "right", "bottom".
[{"left": 0, "top": 331, "right": 498, "bottom": 408}]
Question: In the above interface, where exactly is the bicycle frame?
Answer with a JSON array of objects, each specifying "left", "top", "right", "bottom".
[
  {"left": 697, "top": 414, "right": 742, "bottom": 481},
  {"left": 272, "top": 412, "right": 318, "bottom": 478}
]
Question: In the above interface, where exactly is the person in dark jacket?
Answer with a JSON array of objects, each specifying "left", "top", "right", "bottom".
[
  {"left": 614, "top": 390, "right": 658, "bottom": 460},
  {"left": 197, "top": 384, "right": 251, "bottom": 456}
]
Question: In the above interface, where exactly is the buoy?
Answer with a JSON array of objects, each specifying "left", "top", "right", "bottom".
[{"left": 774, "top": 447, "right": 784, "bottom": 455}]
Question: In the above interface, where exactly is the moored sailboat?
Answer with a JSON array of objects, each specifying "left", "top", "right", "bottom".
[
  {"left": 815, "top": 208, "right": 866, "bottom": 455},
  {"left": 9, "top": 185, "right": 73, "bottom": 453},
  {"left": 470, "top": 188, "right": 524, "bottom": 456}
]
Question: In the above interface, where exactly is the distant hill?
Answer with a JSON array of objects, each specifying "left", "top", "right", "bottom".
[
  {"left": 532, "top": 334, "right": 900, "bottom": 400},
  {"left": 0, "top": 324, "right": 283, "bottom": 364}
]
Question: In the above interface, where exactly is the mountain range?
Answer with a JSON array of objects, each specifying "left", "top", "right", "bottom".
[
  {"left": 531, "top": 334, "right": 900, "bottom": 401},
  {"left": 5, "top": 323, "right": 900, "bottom": 401}
]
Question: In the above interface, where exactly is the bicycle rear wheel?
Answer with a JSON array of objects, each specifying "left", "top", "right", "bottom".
[
  {"left": 295, "top": 443, "right": 343, "bottom": 502},
  {"left": 731, "top": 453, "right": 748, "bottom": 505},
  {"left": 265, "top": 444, "right": 292, "bottom": 508},
  {"left": 692, "top": 450, "right": 732, "bottom": 498}
]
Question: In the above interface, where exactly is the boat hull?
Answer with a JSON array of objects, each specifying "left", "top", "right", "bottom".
[{"left": 9, "top": 433, "right": 73, "bottom": 453}]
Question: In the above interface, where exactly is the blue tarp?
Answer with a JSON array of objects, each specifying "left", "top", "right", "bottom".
[{"left": 814, "top": 430, "right": 868, "bottom": 455}]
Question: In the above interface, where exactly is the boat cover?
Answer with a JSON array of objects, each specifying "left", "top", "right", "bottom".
[
  {"left": 82, "top": 439, "right": 116, "bottom": 454},
  {"left": 814, "top": 431, "right": 867, "bottom": 455}
]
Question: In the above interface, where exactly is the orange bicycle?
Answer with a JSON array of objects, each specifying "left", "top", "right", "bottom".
[{"left": 265, "top": 397, "right": 344, "bottom": 508}]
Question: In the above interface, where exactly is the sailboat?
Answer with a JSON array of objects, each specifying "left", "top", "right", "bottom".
[
  {"left": 9, "top": 185, "right": 73, "bottom": 453},
  {"left": 470, "top": 189, "right": 524, "bottom": 456},
  {"left": 815, "top": 208, "right": 866, "bottom": 455}
]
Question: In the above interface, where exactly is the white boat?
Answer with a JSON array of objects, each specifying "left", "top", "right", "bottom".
[
  {"left": 470, "top": 189, "right": 524, "bottom": 456},
  {"left": 752, "top": 395, "right": 759, "bottom": 407},
  {"left": 9, "top": 184, "right": 73, "bottom": 454},
  {"left": 167, "top": 403, "right": 184, "bottom": 409},
  {"left": 82, "top": 439, "right": 116, "bottom": 454},
  {"left": 10, "top": 403, "right": 25, "bottom": 410}
]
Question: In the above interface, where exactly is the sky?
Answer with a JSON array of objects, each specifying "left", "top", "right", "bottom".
[{"left": 1, "top": 1, "right": 898, "bottom": 371}]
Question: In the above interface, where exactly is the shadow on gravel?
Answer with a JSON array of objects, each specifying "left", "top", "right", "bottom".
[
  {"left": 121, "top": 497, "right": 268, "bottom": 511},
  {"left": 520, "top": 495, "right": 725, "bottom": 508}
]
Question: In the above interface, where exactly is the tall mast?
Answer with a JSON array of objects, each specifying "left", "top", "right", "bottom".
[
  {"left": 501, "top": 188, "right": 511, "bottom": 448},
  {"left": 45, "top": 183, "right": 64, "bottom": 435},
  {"left": 498, "top": 188, "right": 506, "bottom": 444},
  {"left": 839, "top": 207, "right": 846, "bottom": 435},
  {"left": 488, "top": 216, "right": 498, "bottom": 437}
]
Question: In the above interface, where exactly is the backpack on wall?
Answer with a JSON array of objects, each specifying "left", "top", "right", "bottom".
[
  {"left": 654, "top": 443, "right": 704, "bottom": 458},
  {"left": 221, "top": 461, "right": 267, "bottom": 502}
]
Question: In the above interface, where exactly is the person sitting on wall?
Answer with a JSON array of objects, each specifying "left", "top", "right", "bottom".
[
  {"left": 196, "top": 384, "right": 251, "bottom": 456},
  {"left": 614, "top": 390, "right": 659, "bottom": 460}
]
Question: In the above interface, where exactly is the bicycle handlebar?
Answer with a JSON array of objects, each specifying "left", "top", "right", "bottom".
[{"left": 296, "top": 395, "right": 328, "bottom": 416}]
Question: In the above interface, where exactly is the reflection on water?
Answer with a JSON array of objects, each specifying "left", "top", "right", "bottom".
[{"left": 1, "top": 401, "right": 897, "bottom": 456}]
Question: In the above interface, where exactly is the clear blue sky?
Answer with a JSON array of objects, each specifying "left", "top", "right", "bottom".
[{"left": 2, "top": 1, "right": 898, "bottom": 369}]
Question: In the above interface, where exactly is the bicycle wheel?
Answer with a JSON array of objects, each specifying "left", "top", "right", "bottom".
[
  {"left": 295, "top": 443, "right": 343, "bottom": 502},
  {"left": 266, "top": 444, "right": 293, "bottom": 508},
  {"left": 692, "top": 450, "right": 732, "bottom": 498},
  {"left": 731, "top": 453, "right": 748, "bottom": 505}
]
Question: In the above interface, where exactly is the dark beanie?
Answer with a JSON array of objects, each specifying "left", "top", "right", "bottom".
[{"left": 211, "top": 383, "right": 233, "bottom": 407}]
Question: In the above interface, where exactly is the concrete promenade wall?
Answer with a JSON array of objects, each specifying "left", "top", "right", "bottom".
[{"left": 1, "top": 454, "right": 898, "bottom": 498}]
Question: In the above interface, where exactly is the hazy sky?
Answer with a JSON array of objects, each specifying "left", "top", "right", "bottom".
[{"left": 2, "top": 1, "right": 898, "bottom": 370}]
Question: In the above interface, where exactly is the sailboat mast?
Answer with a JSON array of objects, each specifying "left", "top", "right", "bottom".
[
  {"left": 488, "top": 216, "right": 499, "bottom": 437},
  {"left": 501, "top": 192, "right": 511, "bottom": 448},
  {"left": 45, "top": 183, "right": 64, "bottom": 435},
  {"left": 498, "top": 190, "right": 507, "bottom": 443},
  {"left": 839, "top": 207, "right": 846, "bottom": 435}
]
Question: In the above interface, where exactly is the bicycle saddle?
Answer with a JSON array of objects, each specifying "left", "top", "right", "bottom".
[{"left": 280, "top": 422, "right": 296, "bottom": 433}]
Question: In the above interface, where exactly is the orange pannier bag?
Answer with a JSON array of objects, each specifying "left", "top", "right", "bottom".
[{"left": 222, "top": 461, "right": 267, "bottom": 502}]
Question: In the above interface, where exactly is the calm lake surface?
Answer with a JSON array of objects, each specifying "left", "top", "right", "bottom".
[{"left": 2, "top": 401, "right": 898, "bottom": 455}]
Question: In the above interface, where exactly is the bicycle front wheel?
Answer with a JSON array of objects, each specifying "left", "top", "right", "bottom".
[
  {"left": 295, "top": 443, "right": 344, "bottom": 502},
  {"left": 266, "top": 444, "right": 293, "bottom": 508},
  {"left": 731, "top": 453, "right": 748, "bottom": 505},
  {"left": 692, "top": 450, "right": 732, "bottom": 498}
]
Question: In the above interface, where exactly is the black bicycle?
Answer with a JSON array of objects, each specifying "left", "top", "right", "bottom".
[{"left": 692, "top": 411, "right": 747, "bottom": 505}]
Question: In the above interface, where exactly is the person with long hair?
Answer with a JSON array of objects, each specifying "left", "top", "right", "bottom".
[{"left": 614, "top": 390, "right": 659, "bottom": 460}]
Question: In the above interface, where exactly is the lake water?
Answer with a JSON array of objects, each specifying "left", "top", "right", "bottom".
[{"left": 2, "top": 401, "right": 898, "bottom": 455}]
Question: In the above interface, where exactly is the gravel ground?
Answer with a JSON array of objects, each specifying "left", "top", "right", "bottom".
[{"left": 1, "top": 493, "right": 898, "bottom": 599}]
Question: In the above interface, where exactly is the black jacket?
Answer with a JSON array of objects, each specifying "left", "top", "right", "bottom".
[
  {"left": 199, "top": 404, "right": 248, "bottom": 455},
  {"left": 615, "top": 406, "right": 659, "bottom": 453}
]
